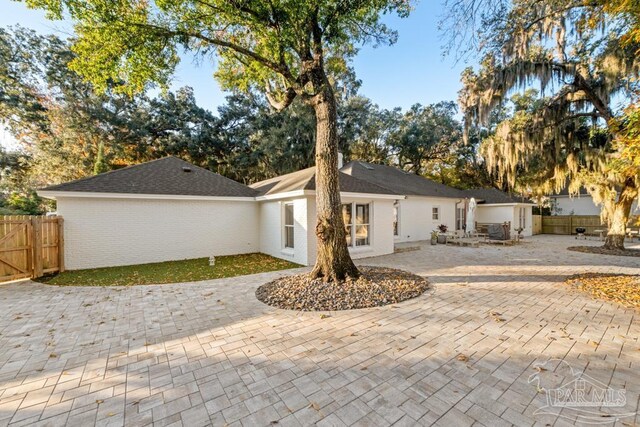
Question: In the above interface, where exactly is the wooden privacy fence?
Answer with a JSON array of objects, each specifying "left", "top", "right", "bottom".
[
  {"left": 532, "top": 215, "right": 542, "bottom": 235},
  {"left": 0, "top": 215, "right": 64, "bottom": 282},
  {"left": 541, "top": 215, "right": 640, "bottom": 235}
]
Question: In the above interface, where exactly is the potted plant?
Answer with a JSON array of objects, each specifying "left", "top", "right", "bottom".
[
  {"left": 437, "top": 224, "right": 448, "bottom": 244},
  {"left": 430, "top": 230, "right": 438, "bottom": 245},
  {"left": 515, "top": 227, "right": 524, "bottom": 242}
]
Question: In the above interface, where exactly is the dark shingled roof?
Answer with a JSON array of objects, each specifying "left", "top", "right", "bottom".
[
  {"left": 463, "top": 188, "right": 533, "bottom": 204},
  {"left": 554, "top": 186, "right": 589, "bottom": 196},
  {"left": 340, "top": 161, "right": 466, "bottom": 198},
  {"left": 40, "top": 156, "right": 258, "bottom": 198},
  {"left": 250, "top": 167, "right": 399, "bottom": 197}
]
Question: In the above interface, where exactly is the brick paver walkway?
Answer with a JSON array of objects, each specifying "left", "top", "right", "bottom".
[{"left": 0, "top": 236, "right": 638, "bottom": 426}]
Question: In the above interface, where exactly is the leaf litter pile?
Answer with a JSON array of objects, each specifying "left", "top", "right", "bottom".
[
  {"left": 566, "top": 273, "right": 640, "bottom": 308},
  {"left": 256, "top": 266, "right": 430, "bottom": 311},
  {"left": 567, "top": 246, "right": 640, "bottom": 257}
]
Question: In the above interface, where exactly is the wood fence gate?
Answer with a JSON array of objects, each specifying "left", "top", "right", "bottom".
[{"left": 0, "top": 215, "right": 64, "bottom": 282}]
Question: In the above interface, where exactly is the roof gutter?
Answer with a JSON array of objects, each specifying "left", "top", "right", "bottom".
[{"left": 37, "top": 190, "right": 257, "bottom": 202}]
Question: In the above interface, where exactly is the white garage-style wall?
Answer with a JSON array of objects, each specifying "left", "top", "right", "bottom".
[
  {"left": 475, "top": 204, "right": 534, "bottom": 237},
  {"left": 551, "top": 195, "right": 601, "bottom": 216},
  {"left": 552, "top": 195, "right": 639, "bottom": 216},
  {"left": 56, "top": 196, "right": 260, "bottom": 269},
  {"left": 395, "top": 197, "right": 458, "bottom": 243}
]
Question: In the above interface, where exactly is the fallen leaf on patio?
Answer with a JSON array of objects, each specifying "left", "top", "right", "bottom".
[
  {"left": 309, "top": 402, "right": 320, "bottom": 411},
  {"left": 320, "top": 314, "right": 331, "bottom": 319},
  {"left": 490, "top": 311, "right": 506, "bottom": 322},
  {"left": 96, "top": 400, "right": 104, "bottom": 404},
  {"left": 456, "top": 354, "right": 469, "bottom": 362},
  {"left": 535, "top": 366, "right": 548, "bottom": 372},
  {"left": 49, "top": 353, "right": 57, "bottom": 358},
  {"left": 360, "top": 367, "right": 368, "bottom": 371}
]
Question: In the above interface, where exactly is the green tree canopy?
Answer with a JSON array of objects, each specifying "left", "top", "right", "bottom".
[
  {"left": 448, "top": 0, "right": 640, "bottom": 249},
  {"left": 22, "top": 0, "right": 414, "bottom": 281}
]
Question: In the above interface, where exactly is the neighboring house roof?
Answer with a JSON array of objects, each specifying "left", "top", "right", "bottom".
[
  {"left": 340, "top": 161, "right": 466, "bottom": 199},
  {"left": 250, "top": 166, "right": 400, "bottom": 197},
  {"left": 553, "top": 186, "right": 590, "bottom": 196},
  {"left": 40, "top": 156, "right": 258, "bottom": 198},
  {"left": 463, "top": 188, "right": 533, "bottom": 204}
]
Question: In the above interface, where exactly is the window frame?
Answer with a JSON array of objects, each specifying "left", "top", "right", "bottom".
[
  {"left": 283, "top": 203, "right": 295, "bottom": 249},
  {"left": 342, "top": 202, "right": 372, "bottom": 248},
  {"left": 393, "top": 201, "right": 399, "bottom": 237},
  {"left": 456, "top": 207, "right": 465, "bottom": 230},
  {"left": 518, "top": 207, "right": 526, "bottom": 229},
  {"left": 432, "top": 206, "right": 440, "bottom": 221}
]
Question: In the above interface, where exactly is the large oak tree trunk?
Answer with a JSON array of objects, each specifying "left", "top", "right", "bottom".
[
  {"left": 603, "top": 179, "right": 637, "bottom": 250},
  {"left": 309, "top": 84, "right": 360, "bottom": 282}
]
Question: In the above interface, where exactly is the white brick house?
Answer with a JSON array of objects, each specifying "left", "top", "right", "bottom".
[{"left": 39, "top": 156, "right": 534, "bottom": 269}]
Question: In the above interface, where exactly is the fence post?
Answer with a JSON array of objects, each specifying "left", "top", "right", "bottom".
[
  {"left": 31, "top": 216, "right": 43, "bottom": 278},
  {"left": 57, "top": 218, "right": 65, "bottom": 273}
]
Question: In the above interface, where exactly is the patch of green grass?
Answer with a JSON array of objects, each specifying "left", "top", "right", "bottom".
[{"left": 38, "top": 253, "right": 300, "bottom": 286}]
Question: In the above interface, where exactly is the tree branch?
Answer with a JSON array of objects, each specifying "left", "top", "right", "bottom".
[{"left": 265, "top": 84, "right": 297, "bottom": 111}]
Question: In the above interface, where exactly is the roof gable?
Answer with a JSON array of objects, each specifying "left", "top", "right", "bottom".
[
  {"left": 341, "top": 161, "right": 466, "bottom": 198},
  {"left": 250, "top": 166, "right": 399, "bottom": 197},
  {"left": 463, "top": 188, "right": 533, "bottom": 204},
  {"left": 40, "top": 157, "right": 258, "bottom": 198}
]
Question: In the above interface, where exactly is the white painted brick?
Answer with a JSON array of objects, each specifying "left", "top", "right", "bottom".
[{"left": 56, "top": 197, "right": 260, "bottom": 269}]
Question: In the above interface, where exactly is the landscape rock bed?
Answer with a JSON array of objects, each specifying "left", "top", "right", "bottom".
[
  {"left": 256, "top": 266, "right": 430, "bottom": 311},
  {"left": 568, "top": 246, "right": 640, "bottom": 257}
]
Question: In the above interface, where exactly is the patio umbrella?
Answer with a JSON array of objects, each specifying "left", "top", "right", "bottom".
[{"left": 465, "top": 198, "right": 477, "bottom": 235}]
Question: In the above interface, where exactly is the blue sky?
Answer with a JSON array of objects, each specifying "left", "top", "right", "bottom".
[{"left": 1, "top": 1, "right": 471, "bottom": 145}]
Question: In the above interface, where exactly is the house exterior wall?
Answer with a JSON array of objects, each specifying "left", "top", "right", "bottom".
[
  {"left": 475, "top": 204, "right": 533, "bottom": 237},
  {"left": 551, "top": 195, "right": 639, "bottom": 216},
  {"left": 395, "top": 197, "right": 458, "bottom": 243},
  {"left": 259, "top": 196, "right": 395, "bottom": 266},
  {"left": 344, "top": 197, "right": 395, "bottom": 262},
  {"left": 56, "top": 197, "right": 259, "bottom": 269},
  {"left": 259, "top": 197, "right": 311, "bottom": 266}
]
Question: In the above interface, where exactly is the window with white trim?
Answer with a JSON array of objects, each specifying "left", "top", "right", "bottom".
[
  {"left": 342, "top": 202, "right": 371, "bottom": 247},
  {"left": 456, "top": 207, "right": 465, "bottom": 230},
  {"left": 393, "top": 202, "right": 399, "bottom": 236},
  {"left": 518, "top": 207, "right": 526, "bottom": 229},
  {"left": 432, "top": 206, "right": 440, "bottom": 221},
  {"left": 284, "top": 203, "right": 294, "bottom": 248}
]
